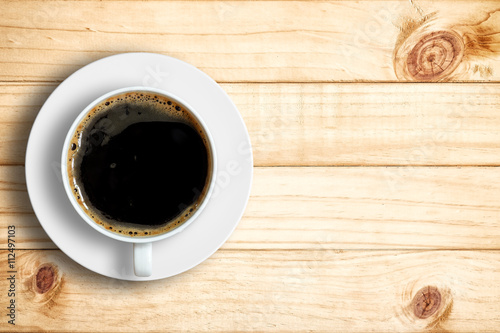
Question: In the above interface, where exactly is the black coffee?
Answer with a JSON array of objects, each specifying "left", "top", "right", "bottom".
[{"left": 66, "top": 92, "right": 212, "bottom": 236}]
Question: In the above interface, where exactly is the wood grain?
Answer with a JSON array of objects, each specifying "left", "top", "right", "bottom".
[
  {"left": 1, "top": 1, "right": 500, "bottom": 82},
  {"left": 2, "top": 1, "right": 500, "bottom": 331},
  {"left": 3, "top": 166, "right": 500, "bottom": 250},
  {"left": 3, "top": 82, "right": 500, "bottom": 166},
  {"left": 1, "top": 249, "right": 500, "bottom": 332}
]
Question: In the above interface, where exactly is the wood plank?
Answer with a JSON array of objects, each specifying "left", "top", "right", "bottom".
[
  {"left": 1, "top": 249, "right": 499, "bottom": 332},
  {"left": 3, "top": 82, "right": 500, "bottom": 166},
  {"left": 3, "top": 166, "right": 500, "bottom": 250},
  {"left": 1, "top": 1, "right": 500, "bottom": 82},
  {"left": 0, "top": 214, "right": 53, "bottom": 249}
]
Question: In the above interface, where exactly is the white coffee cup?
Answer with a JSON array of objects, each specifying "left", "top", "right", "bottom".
[{"left": 61, "top": 87, "right": 217, "bottom": 277}]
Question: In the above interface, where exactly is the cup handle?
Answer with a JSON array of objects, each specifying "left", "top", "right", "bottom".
[{"left": 133, "top": 242, "right": 152, "bottom": 277}]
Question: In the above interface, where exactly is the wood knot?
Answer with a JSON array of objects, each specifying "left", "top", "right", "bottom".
[
  {"left": 412, "top": 286, "right": 442, "bottom": 319},
  {"left": 28, "top": 262, "right": 63, "bottom": 308},
  {"left": 406, "top": 31, "right": 464, "bottom": 81},
  {"left": 21, "top": 254, "right": 65, "bottom": 310},
  {"left": 396, "top": 282, "right": 453, "bottom": 330},
  {"left": 393, "top": 12, "right": 467, "bottom": 82},
  {"left": 35, "top": 265, "right": 56, "bottom": 294}
]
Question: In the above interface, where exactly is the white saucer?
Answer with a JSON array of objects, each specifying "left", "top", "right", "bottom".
[{"left": 25, "top": 53, "right": 253, "bottom": 281}]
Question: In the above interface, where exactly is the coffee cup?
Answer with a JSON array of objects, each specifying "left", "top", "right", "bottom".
[{"left": 61, "top": 87, "right": 217, "bottom": 277}]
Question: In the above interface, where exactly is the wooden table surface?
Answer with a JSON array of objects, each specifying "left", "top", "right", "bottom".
[{"left": 2, "top": 0, "right": 500, "bottom": 332}]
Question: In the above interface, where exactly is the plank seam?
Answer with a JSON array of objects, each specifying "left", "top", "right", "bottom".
[
  {"left": 3, "top": 248, "right": 500, "bottom": 252},
  {"left": 2, "top": 80, "right": 500, "bottom": 84}
]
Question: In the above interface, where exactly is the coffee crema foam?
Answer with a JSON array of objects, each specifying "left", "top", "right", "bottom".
[{"left": 66, "top": 92, "right": 213, "bottom": 237}]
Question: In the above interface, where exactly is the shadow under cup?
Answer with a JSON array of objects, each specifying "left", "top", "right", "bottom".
[{"left": 62, "top": 87, "right": 216, "bottom": 244}]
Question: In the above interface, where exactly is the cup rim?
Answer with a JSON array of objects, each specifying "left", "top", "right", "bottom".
[{"left": 61, "top": 86, "right": 217, "bottom": 244}]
